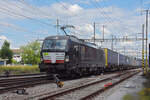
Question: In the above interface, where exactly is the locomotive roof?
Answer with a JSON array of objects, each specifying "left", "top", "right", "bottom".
[
  {"left": 44, "top": 35, "right": 98, "bottom": 49},
  {"left": 45, "top": 35, "right": 71, "bottom": 40}
]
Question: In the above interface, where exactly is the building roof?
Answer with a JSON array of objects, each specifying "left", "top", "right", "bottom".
[
  {"left": 11, "top": 49, "right": 22, "bottom": 54},
  {"left": 0, "top": 58, "right": 8, "bottom": 61}
]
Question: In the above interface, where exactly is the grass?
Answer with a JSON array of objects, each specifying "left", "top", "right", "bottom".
[
  {"left": 137, "top": 70, "right": 150, "bottom": 100},
  {"left": 0, "top": 65, "right": 40, "bottom": 75},
  {"left": 138, "top": 88, "right": 150, "bottom": 100},
  {"left": 123, "top": 94, "right": 135, "bottom": 100}
]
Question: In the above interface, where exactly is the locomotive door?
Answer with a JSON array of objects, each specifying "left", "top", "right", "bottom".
[{"left": 73, "top": 44, "right": 79, "bottom": 64}]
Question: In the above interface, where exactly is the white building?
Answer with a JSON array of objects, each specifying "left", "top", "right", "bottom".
[{"left": 12, "top": 49, "right": 22, "bottom": 62}]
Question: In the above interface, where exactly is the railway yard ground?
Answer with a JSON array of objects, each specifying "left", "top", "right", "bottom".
[
  {"left": 0, "top": 69, "right": 147, "bottom": 100},
  {"left": 97, "top": 70, "right": 146, "bottom": 100}
]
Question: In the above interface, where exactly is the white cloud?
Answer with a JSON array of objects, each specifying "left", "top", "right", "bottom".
[
  {"left": 0, "top": 35, "right": 10, "bottom": 48},
  {"left": 49, "top": 3, "right": 83, "bottom": 17},
  {"left": 0, "top": 0, "right": 146, "bottom": 56},
  {"left": 69, "top": 24, "right": 93, "bottom": 38},
  {"left": 68, "top": 4, "right": 83, "bottom": 14},
  {"left": 0, "top": 35, "right": 7, "bottom": 40}
]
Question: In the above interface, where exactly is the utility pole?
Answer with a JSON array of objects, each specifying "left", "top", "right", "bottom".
[
  {"left": 142, "top": 24, "right": 145, "bottom": 74},
  {"left": 102, "top": 25, "right": 105, "bottom": 41},
  {"left": 124, "top": 46, "right": 125, "bottom": 55},
  {"left": 111, "top": 35, "right": 114, "bottom": 50},
  {"left": 93, "top": 22, "right": 96, "bottom": 44},
  {"left": 144, "top": 10, "right": 149, "bottom": 72},
  {"left": 56, "top": 19, "right": 59, "bottom": 35}
]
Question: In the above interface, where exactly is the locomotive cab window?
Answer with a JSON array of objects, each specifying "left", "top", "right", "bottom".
[{"left": 42, "top": 39, "right": 67, "bottom": 50}]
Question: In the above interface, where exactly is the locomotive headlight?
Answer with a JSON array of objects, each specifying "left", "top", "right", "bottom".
[{"left": 65, "top": 55, "right": 69, "bottom": 62}]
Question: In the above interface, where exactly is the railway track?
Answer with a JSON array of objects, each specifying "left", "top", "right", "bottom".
[
  {"left": 27, "top": 70, "right": 140, "bottom": 100},
  {"left": 0, "top": 75, "right": 53, "bottom": 94},
  {"left": 0, "top": 72, "right": 46, "bottom": 78}
]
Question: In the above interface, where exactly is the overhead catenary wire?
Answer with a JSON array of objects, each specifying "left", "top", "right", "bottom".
[
  {"left": 0, "top": 0, "right": 54, "bottom": 27},
  {"left": 0, "top": 9, "right": 37, "bottom": 34},
  {"left": 0, "top": 22, "right": 34, "bottom": 34},
  {"left": 55, "top": 0, "right": 84, "bottom": 25},
  {"left": 0, "top": 0, "right": 87, "bottom": 37},
  {"left": 16, "top": 0, "right": 55, "bottom": 20},
  {"left": 0, "top": 6, "right": 54, "bottom": 27},
  {"left": 91, "top": 0, "right": 132, "bottom": 36},
  {"left": 90, "top": 1, "right": 125, "bottom": 39},
  {"left": 17, "top": 0, "right": 83, "bottom": 35},
  {"left": 0, "top": 8, "right": 50, "bottom": 39},
  {"left": 94, "top": 0, "right": 132, "bottom": 33},
  {"left": 90, "top": 0, "right": 128, "bottom": 49},
  {"left": 90, "top": 0, "right": 142, "bottom": 57}
]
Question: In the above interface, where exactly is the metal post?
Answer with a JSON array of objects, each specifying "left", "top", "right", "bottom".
[
  {"left": 149, "top": 44, "right": 150, "bottom": 66},
  {"left": 94, "top": 22, "right": 95, "bottom": 43},
  {"left": 124, "top": 46, "right": 125, "bottom": 55},
  {"left": 102, "top": 25, "right": 105, "bottom": 42},
  {"left": 56, "top": 19, "right": 59, "bottom": 35},
  {"left": 142, "top": 24, "right": 145, "bottom": 74},
  {"left": 145, "top": 10, "right": 149, "bottom": 72},
  {"left": 111, "top": 35, "right": 114, "bottom": 50}
]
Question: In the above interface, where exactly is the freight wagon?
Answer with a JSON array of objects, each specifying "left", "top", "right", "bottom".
[{"left": 103, "top": 48, "right": 141, "bottom": 71}]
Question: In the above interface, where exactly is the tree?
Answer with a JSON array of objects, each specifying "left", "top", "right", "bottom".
[
  {"left": 21, "top": 41, "right": 41, "bottom": 65},
  {"left": 0, "top": 40, "right": 13, "bottom": 64}
]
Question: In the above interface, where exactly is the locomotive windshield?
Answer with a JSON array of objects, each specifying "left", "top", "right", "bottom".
[{"left": 42, "top": 39, "right": 67, "bottom": 50}]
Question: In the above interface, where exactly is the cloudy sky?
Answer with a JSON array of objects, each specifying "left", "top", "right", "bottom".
[{"left": 0, "top": 0, "right": 150, "bottom": 57}]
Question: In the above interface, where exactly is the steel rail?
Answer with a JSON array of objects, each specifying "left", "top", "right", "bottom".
[
  {"left": 0, "top": 80, "right": 53, "bottom": 94},
  {"left": 0, "top": 77, "right": 49, "bottom": 87},
  {"left": 38, "top": 71, "right": 135, "bottom": 100},
  {"left": 0, "top": 72, "right": 46, "bottom": 78},
  {"left": 0, "top": 76, "right": 53, "bottom": 94},
  {"left": 80, "top": 71, "right": 140, "bottom": 100},
  {"left": 0, "top": 76, "right": 47, "bottom": 84}
]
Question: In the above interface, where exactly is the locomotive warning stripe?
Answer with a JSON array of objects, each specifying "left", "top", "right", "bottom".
[
  {"left": 44, "top": 60, "right": 51, "bottom": 63},
  {"left": 44, "top": 60, "right": 64, "bottom": 63},
  {"left": 56, "top": 60, "right": 64, "bottom": 63}
]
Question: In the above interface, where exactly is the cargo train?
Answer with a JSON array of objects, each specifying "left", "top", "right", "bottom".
[{"left": 39, "top": 35, "right": 142, "bottom": 76}]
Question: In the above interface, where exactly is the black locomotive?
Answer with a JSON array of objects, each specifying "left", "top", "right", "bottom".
[{"left": 39, "top": 35, "right": 141, "bottom": 76}]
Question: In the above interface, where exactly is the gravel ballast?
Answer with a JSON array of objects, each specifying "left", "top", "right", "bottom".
[{"left": 0, "top": 73, "right": 117, "bottom": 100}]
